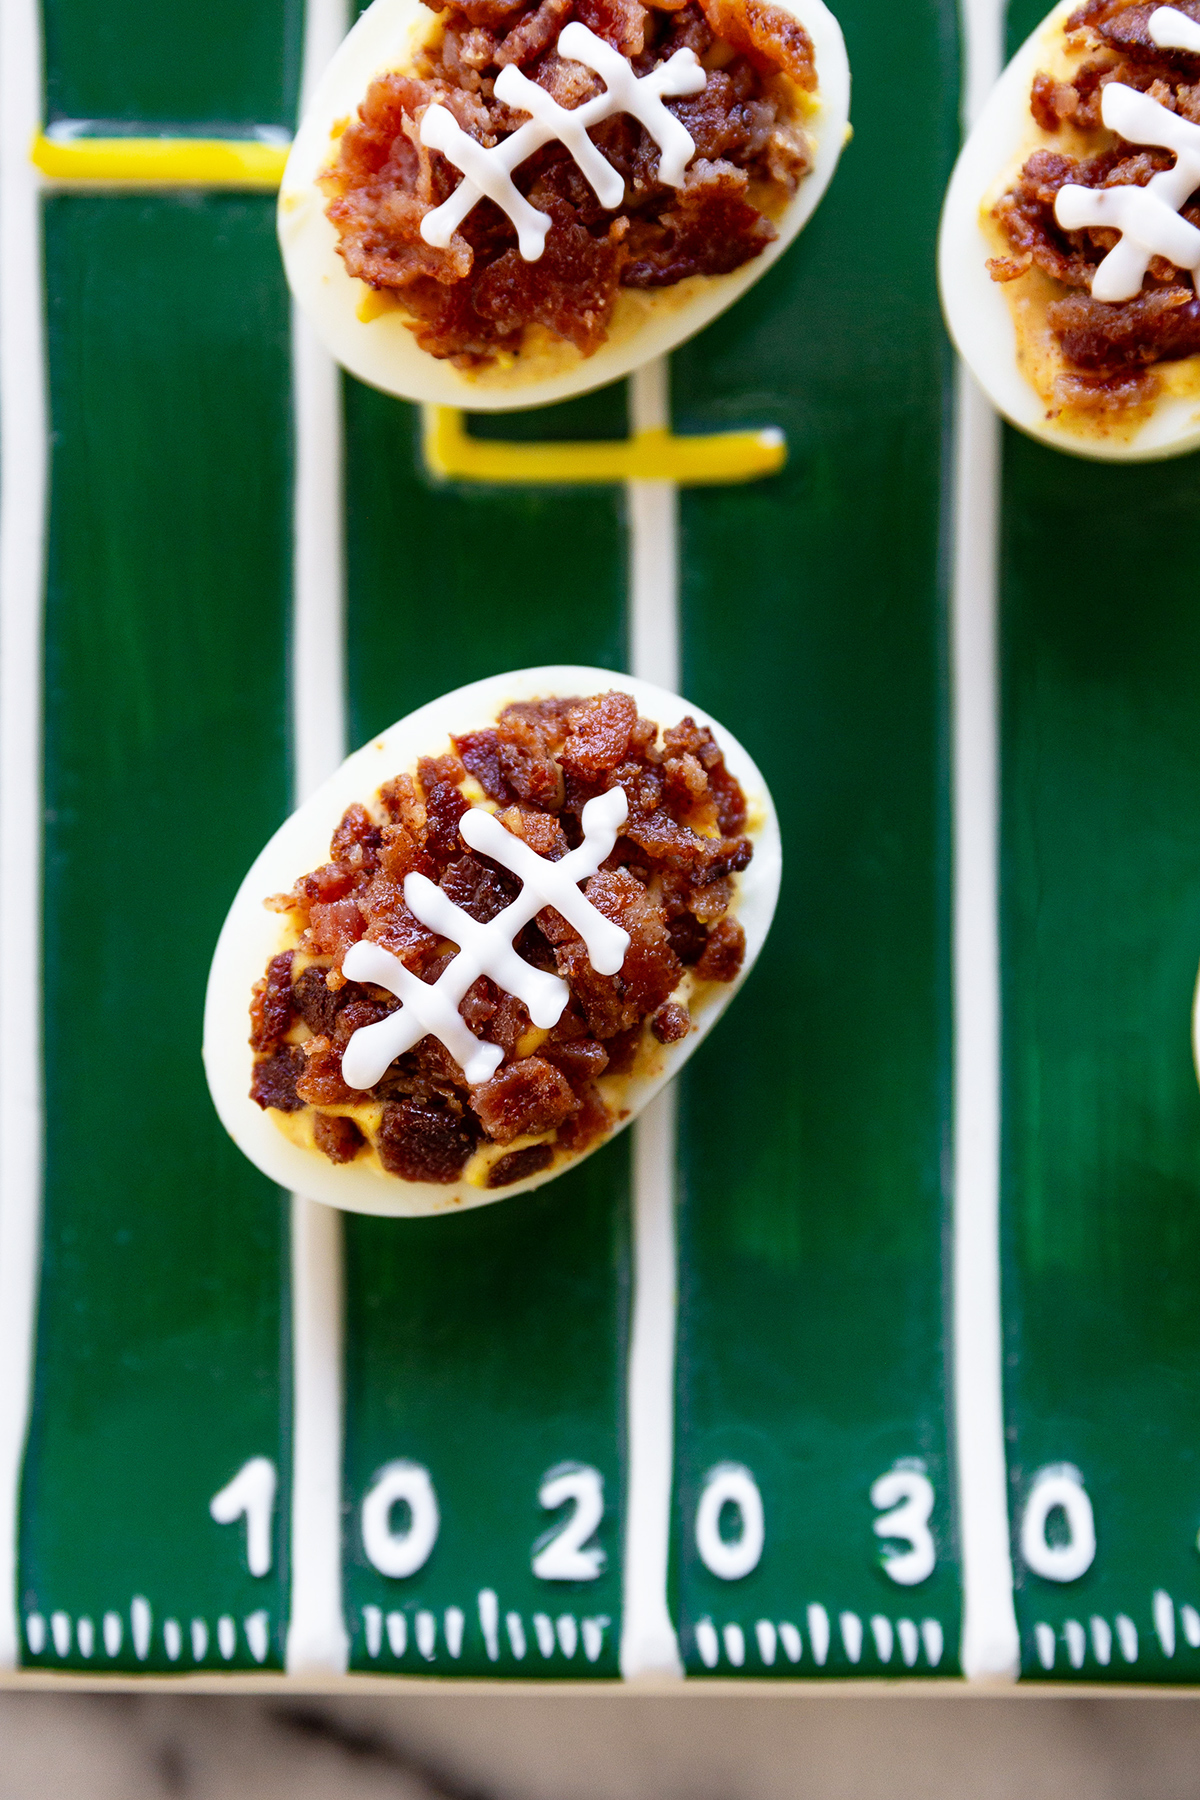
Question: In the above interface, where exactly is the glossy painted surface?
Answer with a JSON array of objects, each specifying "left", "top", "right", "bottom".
[
  {"left": 42, "top": 0, "right": 302, "bottom": 131},
  {"left": 1001, "top": 434, "right": 1200, "bottom": 1683},
  {"left": 667, "top": 0, "right": 962, "bottom": 1676},
  {"left": 998, "top": 0, "right": 1200, "bottom": 1687},
  {"left": 18, "top": 0, "right": 971, "bottom": 1681},
  {"left": 343, "top": 381, "right": 627, "bottom": 754},
  {"left": 342, "top": 1157, "right": 629, "bottom": 1675},
  {"left": 29, "top": 0, "right": 1200, "bottom": 1692},
  {"left": 20, "top": 196, "right": 293, "bottom": 1670},
  {"left": 341, "top": 380, "right": 629, "bottom": 1672}
]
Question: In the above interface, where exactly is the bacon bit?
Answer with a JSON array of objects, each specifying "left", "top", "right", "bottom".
[
  {"left": 250, "top": 950, "right": 295, "bottom": 1050},
  {"left": 698, "top": 0, "right": 816, "bottom": 86},
  {"left": 498, "top": 805, "right": 568, "bottom": 858},
  {"left": 453, "top": 728, "right": 513, "bottom": 803},
  {"left": 561, "top": 690, "right": 638, "bottom": 777},
  {"left": 624, "top": 158, "right": 774, "bottom": 287},
  {"left": 296, "top": 1038, "right": 358, "bottom": 1106},
  {"left": 497, "top": 708, "right": 566, "bottom": 807},
  {"left": 1031, "top": 69, "right": 1080, "bottom": 131},
  {"left": 250, "top": 1046, "right": 306, "bottom": 1112},
  {"left": 651, "top": 1000, "right": 691, "bottom": 1042},
  {"left": 496, "top": 0, "right": 574, "bottom": 63},
  {"left": 556, "top": 1081, "right": 613, "bottom": 1150},
  {"left": 1047, "top": 285, "right": 1200, "bottom": 367},
  {"left": 378, "top": 1099, "right": 478, "bottom": 1181},
  {"left": 470, "top": 1056, "right": 578, "bottom": 1141},
  {"left": 485, "top": 1141, "right": 555, "bottom": 1186},
  {"left": 986, "top": 252, "right": 1033, "bottom": 281},
  {"left": 574, "top": 0, "right": 649, "bottom": 54},
  {"left": 314, "top": 1114, "right": 367, "bottom": 1164},
  {"left": 695, "top": 914, "right": 745, "bottom": 982},
  {"left": 307, "top": 897, "right": 367, "bottom": 959}
]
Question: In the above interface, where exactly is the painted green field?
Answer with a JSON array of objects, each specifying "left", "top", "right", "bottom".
[{"left": 5, "top": 0, "right": 1200, "bottom": 1687}]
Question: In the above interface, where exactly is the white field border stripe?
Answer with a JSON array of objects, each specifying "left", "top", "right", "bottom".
[
  {"left": 627, "top": 358, "right": 680, "bottom": 694},
  {"left": 285, "top": 0, "right": 352, "bottom": 1680},
  {"left": 0, "top": 0, "right": 48, "bottom": 1671},
  {"left": 952, "top": 0, "right": 1019, "bottom": 1683},
  {"left": 620, "top": 357, "right": 684, "bottom": 1680}
]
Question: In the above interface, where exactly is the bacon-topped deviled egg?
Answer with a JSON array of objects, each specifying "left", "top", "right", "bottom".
[
  {"left": 278, "top": 0, "right": 849, "bottom": 408},
  {"left": 941, "top": 0, "right": 1200, "bottom": 458},
  {"left": 203, "top": 667, "right": 780, "bottom": 1216}
]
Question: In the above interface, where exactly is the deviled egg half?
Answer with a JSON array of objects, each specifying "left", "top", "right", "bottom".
[
  {"left": 204, "top": 667, "right": 780, "bottom": 1217},
  {"left": 941, "top": 0, "right": 1200, "bottom": 459},
  {"left": 278, "top": 0, "right": 849, "bottom": 410}
]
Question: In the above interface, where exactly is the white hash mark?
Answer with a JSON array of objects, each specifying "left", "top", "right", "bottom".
[
  {"left": 1054, "top": 80, "right": 1200, "bottom": 301},
  {"left": 339, "top": 785, "right": 630, "bottom": 1088},
  {"left": 419, "top": 22, "right": 707, "bottom": 262}
]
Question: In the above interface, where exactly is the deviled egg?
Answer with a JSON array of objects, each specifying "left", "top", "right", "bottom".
[
  {"left": 278, "top": 0, "right": 849, "bottom": 409},
  {"left": 203, "top": 667, "right": 780, "bottom": 1217},
  {"left": 940, "top": 0, "right": 1200, "bottom": 459}
]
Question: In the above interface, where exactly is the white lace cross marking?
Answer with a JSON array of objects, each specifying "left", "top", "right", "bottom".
[
  {"left": 419, "top": 22, "right": 707, "bottom": 262},
  {"left": 1150, "top": 5, "right": 1200, "bottom": 55},
  {"left": 339, "top": 785, "right": 630, "bottom": 1089},
  {"left": 1054, "top": 79, "right": 1200, "bottom": 300}
]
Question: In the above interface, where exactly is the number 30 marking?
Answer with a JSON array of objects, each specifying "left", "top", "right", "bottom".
[
  {"left": 532, "top": 1464, "right": 606, "bottom": 1581},
  {"left": 871, "top": 1465, "right": 936, "bottom": 1587}
]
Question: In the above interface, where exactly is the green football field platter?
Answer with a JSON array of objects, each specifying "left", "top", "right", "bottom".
[{"left": 8, "top": 0, "right": 1200, "bottom": 1688}]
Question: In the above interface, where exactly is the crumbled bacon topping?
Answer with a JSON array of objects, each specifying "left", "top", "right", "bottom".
[
  {"left": 322, "top": 0, "right": 814, "bottom": 364},
  {"left": 990, "top": 0, "right": 1200, "bottom": 400},
  {"left": 249, "top": 691, "right": 753, "bottom": 1185}
]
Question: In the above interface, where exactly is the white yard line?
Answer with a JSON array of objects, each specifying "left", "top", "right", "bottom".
[
  {"left": 620, "top": 359, "right": 684, "bottom": 1680},
  {"left": 626, "top": 358, "right": 680, "bottom": 694},
  {"left": 0, "top": 0, "right": 48, "bottom": 1672},
  {"left": 952, "top": 0, "right": 1020, "bottom": 1684},
  {"left": 285, "top": 0, "right": 352, "bottom": 1680}
]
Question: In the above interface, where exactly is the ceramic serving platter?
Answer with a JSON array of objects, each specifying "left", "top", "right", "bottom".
[{"left": 3, "top": 0, "right": 1200, "bottom": 1690}]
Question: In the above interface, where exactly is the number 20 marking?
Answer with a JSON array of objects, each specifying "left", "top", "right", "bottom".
[{"left": 532, "top": 1465, "right": 606, "bottom": 1581}]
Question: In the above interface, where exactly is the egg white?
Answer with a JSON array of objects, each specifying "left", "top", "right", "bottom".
[
  {"left": 939, "top": 0, "right": 1200, "bottom": 461},
  {"left": 277, "top": 0, "right": 850, "bottom": 411},
  {"left": 203, "top": 665, "right": 782, "bottom": 1217}
]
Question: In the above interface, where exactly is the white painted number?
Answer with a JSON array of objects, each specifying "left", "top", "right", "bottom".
[
  {"left": 1020, "top": 1464, "right": 1096, "bottom": 1582},
  {"left": 210, "top": 1457, "right": 277, "bottom": 1578},
  {"left": 532, "top": 1464, "right": 606, "bottom": 1581},
  {"left": 362, "top": 1461, "right": 440, "bottom": 1579},
  {"left": 870, "top": 1465, "right": 936, "bottom": 1587},
  {"left": 695, "top": 1463, "right": 764, "bottom": 1581}
]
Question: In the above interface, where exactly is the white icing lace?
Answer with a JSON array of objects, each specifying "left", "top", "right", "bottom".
[
  {"left": 339, "top": 785, "right": 630, "bottom": 1089},
  {"left": 418, "top": 22, "right": 707, "bottom": 262},
  {"left": 1054, "top": 63, "right": 1200, "bottom": 302},
  {"left": 1150, "top": 3, "right": 1200, "bottom": 54}
]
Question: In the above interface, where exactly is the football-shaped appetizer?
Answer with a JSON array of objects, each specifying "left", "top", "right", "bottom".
[
  {"left": 204, "top": 667, "right": 780, "bottom": 1215},
  {"left": 278, "top": 0, "right": 850, "bottom": 408},
  {"left": 941, "top": 0, "right": 1200, "bottom": 458}
]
